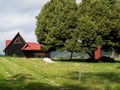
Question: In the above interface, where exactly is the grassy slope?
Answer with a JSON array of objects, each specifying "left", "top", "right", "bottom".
[{"left": 0, "top": 57, "right": 120, "bottom": 90}]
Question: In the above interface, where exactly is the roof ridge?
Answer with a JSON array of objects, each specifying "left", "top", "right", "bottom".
[
  {"left": 22, "top": 42, "right": 40, "bottom": 51},
  {"left": 4, "top": 32, "right": 26, "bottom": 52},
  {"left": 21, "top": 43, "right": 31, "bottom": 50},
  {"left": 27, "top": 43, "right": 32, "bottom": 49}
]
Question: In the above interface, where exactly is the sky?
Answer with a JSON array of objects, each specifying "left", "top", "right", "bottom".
[{"left": 0, "top": 0, "right": 81, "bottom": 54}]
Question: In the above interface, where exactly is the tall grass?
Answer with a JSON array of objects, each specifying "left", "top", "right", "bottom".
[{"left": 0, "top": 56, "right": 120, "bottom": 90}]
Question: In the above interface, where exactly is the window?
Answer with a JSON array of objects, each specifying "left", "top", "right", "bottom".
[{"left": 14, "top": 37, "right": 21, "bottom": 44}]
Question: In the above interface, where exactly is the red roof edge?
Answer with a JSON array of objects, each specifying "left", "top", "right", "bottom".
[
  {"left": 21, "top": 42, "right": 41, "bottom": 51},
  {"left": 6, "top": 40, "right": 11, "bottom": 47}
]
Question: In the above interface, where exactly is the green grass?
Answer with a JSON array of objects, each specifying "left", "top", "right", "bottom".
[{"left": 0, "top": 57, "right": 120, "bottom": 90}]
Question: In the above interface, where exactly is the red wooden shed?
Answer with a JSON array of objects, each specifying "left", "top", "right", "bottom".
[{"left": 94, "top": 45, "right": 101, "bottom": 59}]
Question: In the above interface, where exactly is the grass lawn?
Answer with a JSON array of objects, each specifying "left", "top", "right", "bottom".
[{"left": 0, "top": 57, "right": 120, "bottom": 90}]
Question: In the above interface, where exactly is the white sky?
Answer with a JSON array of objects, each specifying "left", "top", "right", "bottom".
[{"left": 0, "top": 0, "right": 81, "bottom": 54}]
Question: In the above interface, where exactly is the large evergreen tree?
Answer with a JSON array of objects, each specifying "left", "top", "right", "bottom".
[
  {"left": 35, "top": 0, "right": 77, "bottom": 53},
  {"left": 35, "top": 0, "right": 120, "bottom": 60},
  {"left": 77, "top": 0, "right": 120, "bottom": 60}
]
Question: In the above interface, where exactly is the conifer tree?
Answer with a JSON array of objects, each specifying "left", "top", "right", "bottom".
[
  {"left": 35, "top": 0, "right": 120, "bottom": 60},
  {"left": 35, "top": 0, "right": 77, "bottom": 54},
  {"left": 77, "top": 0, "right": 120, "bottom": 60}
]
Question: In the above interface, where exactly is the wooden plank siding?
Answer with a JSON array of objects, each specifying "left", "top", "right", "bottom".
[{"left": 4, "top": 33, "right": 26, "bottom": 57}]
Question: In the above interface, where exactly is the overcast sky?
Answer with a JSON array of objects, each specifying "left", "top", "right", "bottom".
[{"left": 0, "top": 0, "right": 81, "bottom": 54}]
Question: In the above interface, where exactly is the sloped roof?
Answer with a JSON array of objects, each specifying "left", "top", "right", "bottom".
[
  {"left": 3, "top": 32, "right": 26, "bottom": 52},
  {"left": 6, "top": 40, "right": 11, "bottom": 47},
  {"left": 21, "top": 42, "right": 41, "bottom": 51},
  {"left": 4, "top": 32, "right": 41, "bottom": 52}
]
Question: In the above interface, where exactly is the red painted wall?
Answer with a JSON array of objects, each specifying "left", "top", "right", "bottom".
[{"left": 94, "top": 45, "right": 101, "bottom": 59}]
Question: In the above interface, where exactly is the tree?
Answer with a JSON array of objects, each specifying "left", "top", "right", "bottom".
[
  {"left": 77, "top": 0, "right": 120, "bottom": 60},
  {"left": 35, "top": 0, "right": 78, "bottom": 55},
  {"left": 35, "top": 0, "right": 120, "bottom": 60},
  {"left": 64, "top": 31, "right": 83, "bottom": 59}
]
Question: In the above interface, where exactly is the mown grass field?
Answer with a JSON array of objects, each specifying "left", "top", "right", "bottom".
[{"left": 0, "top": 57, "right": 120, "bottom": 90}]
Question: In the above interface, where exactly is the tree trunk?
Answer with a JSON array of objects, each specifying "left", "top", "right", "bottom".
[
  {"left": 70, "top": 52, "right": 73, "bottom": 59},
  {"left": 112, "top": 50, "right": 116, "bottom": 60},
  {"left": 86, "top": 51, "right": 95, "bottom": 61}
]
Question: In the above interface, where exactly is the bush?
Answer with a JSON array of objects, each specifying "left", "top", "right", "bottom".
[
  {"left": 12, "top": 54, "right": 18, "bottom": 57},
  {"left": 98, "top": 56, "right": 115, "bottom": 62},
  {"left": 86, "top": 58, "right": 99, "bottom": 63}
]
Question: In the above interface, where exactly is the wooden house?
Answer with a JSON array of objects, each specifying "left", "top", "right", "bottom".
[{"left": 3, "top": 32, "right": 50, "bottom": 58}]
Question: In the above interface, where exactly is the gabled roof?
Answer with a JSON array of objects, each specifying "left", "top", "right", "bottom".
[
  {"left": 3, "top": 32, "right": 26, "bottom": 52},
  {"left": 21, "top": 42, "right": 41, "bottom": 51}
]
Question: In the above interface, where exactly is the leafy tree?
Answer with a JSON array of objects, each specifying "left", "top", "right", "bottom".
[
  {"left": 35, "top": 0, "right": 120, "bottom": 60},
  {"left": 77, "top": 0, "right": 120, "bottom": 60},
  {"left": 35, "top": 0, "right": 78, "bottom": 55},
  {"left": 64, "top": 31, "right": 83, "bottom": 59}
]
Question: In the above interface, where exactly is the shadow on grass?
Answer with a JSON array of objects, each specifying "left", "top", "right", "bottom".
[
  {"left": 0, "top": 74, "right": 58, "bottom": 90},
  {"left": 66, "top": 71, "right": 120, "bottom": 84},
  {"left": 0, "top": 74, "right": 90, "bottom": 90},
  {"left": 64, "top": 71, "right": 120, "bottom": 90},
  {"left": 53, "top": 59, "right": 88, "bottom": 62},
  {"left": 53, "top": 58, "right": 120, "bottom": 63}
]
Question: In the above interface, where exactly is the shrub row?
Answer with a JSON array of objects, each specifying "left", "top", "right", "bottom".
[
  {"left": 98, "top": 56, "right": 115, "bottom": 62},
  {"left": 86, "top": 56, "right": 115, "bottom": 63}
]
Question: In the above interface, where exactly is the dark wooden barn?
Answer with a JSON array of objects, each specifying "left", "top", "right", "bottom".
[{"left": 3, "top": 32, "right": 50, "bottom": 58}]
